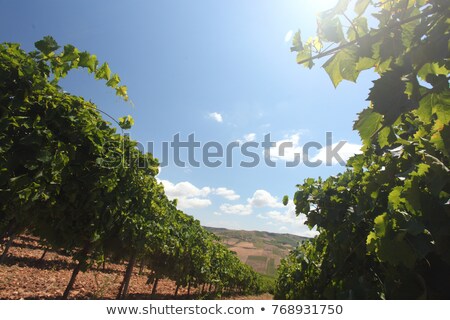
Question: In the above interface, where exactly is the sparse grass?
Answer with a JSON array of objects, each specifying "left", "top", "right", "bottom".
[
  {"left": 254, "top": 240, "right": 264, "bottom": 249},
  {"left": 266, "top": 258, "right": 276, "bottom": 276},
  {"left": 246, "top": 255, "right": 268, "bottom": 273},
  {"left": 272, "top": 248, "right": 282, "bottom": 256},
  {"left": 246, "top": 255, "right": 267, "bottom": 263}
]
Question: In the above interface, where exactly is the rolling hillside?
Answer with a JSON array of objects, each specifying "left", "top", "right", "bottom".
[{"left": 205, "top": 227, "right": 308, "bottom": 276}]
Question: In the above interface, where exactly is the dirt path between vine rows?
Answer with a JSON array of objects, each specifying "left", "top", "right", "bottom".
[{"left": 0, "top": 235, "right": 272, "bottom": 300}]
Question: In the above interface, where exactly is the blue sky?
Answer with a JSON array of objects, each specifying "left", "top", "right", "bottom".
[{"left": 1, "top": 0, "right": 377, "bottom": 237}]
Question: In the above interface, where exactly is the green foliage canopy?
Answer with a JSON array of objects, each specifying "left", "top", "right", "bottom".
[
  {"left": 0, "top": 37, "right": 264, "bottom": 297},
  {"left": 276, "top": 0, "right": 449, "bottom": 299}
]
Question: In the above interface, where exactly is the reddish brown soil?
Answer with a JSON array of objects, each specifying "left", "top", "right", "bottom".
[{"left": 0, "top": 235, "right": 272, "bottom": 300}]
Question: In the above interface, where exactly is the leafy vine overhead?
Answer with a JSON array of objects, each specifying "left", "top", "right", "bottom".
[
  {"left": 292, "top": 0, "right": 448, "bottom": 127},
  {"left": 276, "top": 0, "right": 449, "bottom": 299},
  {"left": 0, "top": 38, "right": 265, "bottom": 299},
  {"left": 34, "top": 36, "right": 129, "bottom": 101}
]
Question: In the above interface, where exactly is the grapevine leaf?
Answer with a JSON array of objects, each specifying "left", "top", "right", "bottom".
[
  {"left": 318, "top": 17, "right": 345, "bottom": 43},
  {"left": 416, "top": 93, "right": 433, "bottom": 124},
  {"left": 354, "top": 0, "right": 370, "bottom": 16},
  {"left": 353, "top": 107, "right": 383, "bottom": 145},
  {"left": 116, "top": 85, "right": 128, "bottom": 100},
  {"left": 95, "top": 62, "right": 111, "bottom": 81},
  {"left": 290, "top": 31, "right": 303, "bottom": 52},
  {"left": 282, "top": 195, "right": 289, "bottom": 206},
  {"left": 355, "top": 57, "right": 376, "bottom": 71},
  {"left": 368, "top": 68, "right": 414, "bottom": 125},
  {"left": 374, "top": 213, "right": 388, "bottom": 237},
  {"left": 321, "top": 0, "right": 350, "bottom": 18},
  {"left": 296, "top": 47, "right": 314, "bottom": 68},
  {"left": 388, "top": 187, "right": 403, "bottom": 210},
  {"left": 377, "top": 126, "right": 395, "bottom": 148},
  {"left": 35, "top": 36, "right": 60, "bottom": 55},
  {"left": 78, "top": 52, "right": 98, "bottom": 73},
  {"left": 106, "top": 74, "right": 121, "bottom": 88},
  {"left": 411, "top": 163, "right": 430, "bottom": 177},
  {"left": 417, "top": 63, "right": 448, "bottom": 81},
  {"left": 378, "top": 237, "right": 416, "bottom": 268},
  {"left": 119, "top": 115, "right": 134, "bottom": 130},
  {"left": 61, "top": 44, "right": 79, "bottom": 63},
  {"left": 434, "top": 99, "right": 450, "bottom": 125},
  {"left": 323, "top": 48, "right": 360, "bottom": 87},
  {"left": 347, "top": 17, "right": 369, "bottom": 41}
]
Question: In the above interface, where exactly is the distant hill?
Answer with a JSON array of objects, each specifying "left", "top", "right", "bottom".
[{"left": 204, "top": 227, "right": 308, "bottom": 276}]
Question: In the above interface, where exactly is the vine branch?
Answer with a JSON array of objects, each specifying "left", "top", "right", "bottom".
[{"left": 296, "top": 5, "right": 440, "bottom": 65}]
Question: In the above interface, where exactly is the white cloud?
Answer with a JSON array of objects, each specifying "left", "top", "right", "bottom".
[
  {"left": 234, "top": 133, "right": 257, "bottom": 145},
  {"left": 311, "top": 142, "right": 362, "bottom": 165},
  {"left": 160, "top": 180, "right": 243, "bottom": 211},
  {"left": 259, "top": 201, "right": 307, "bottom": 228},
  {"left": 160, "top": 180, "right": 212, "bottom": 210},
  {"left": 208, "top": 112, "right": 223, "bottom": 123},
  {"left": 213, "top": 187, "right": 240, "bottom": 201},
  {"left": 264, "top": 209, "right": 306, "bottom": 226},
  {"left": 217, "top": 189, "right": 283, "bottom": 216},
  {"left": 219, "top": 203, "right": 252, "bottom": 216},
  {"left": 178, "top": 198, "right": 212, "bottom": 210},
  {"left": 267, "top": 132, "right": 361, "bottom": 166},
  {"left": 284, "top": 30, "right": 294, "bottom": 43},
  {"left": 160, "top": 180, "right": 211, "bottom": 198},
  {"left": 279, "top": 226, "right": 288, "bottom": 232},
  {"left": 300, "top": 229, "right": 320, "bottom": 238},
  {"left": 244, "top": 133, "right": 256, "bottom": 142},
  {"left": 247, "top": 189, "right": 283, "bottom": 208},
  {"left": 269, "top": 132, "right": 303, "bottom": 163}
]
